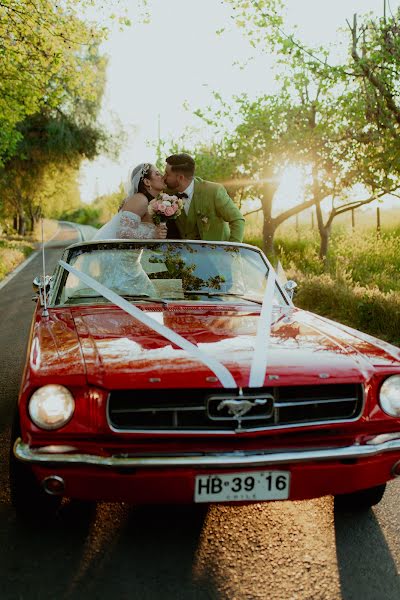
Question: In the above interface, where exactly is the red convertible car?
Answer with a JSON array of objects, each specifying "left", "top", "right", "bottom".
[{"left": 10, "top": 240, "right": 400, "bottom": 519}]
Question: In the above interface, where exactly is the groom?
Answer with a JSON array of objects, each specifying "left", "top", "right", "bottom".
[{"left": 164, "top": 153, "right": 245, "bottom": 242}]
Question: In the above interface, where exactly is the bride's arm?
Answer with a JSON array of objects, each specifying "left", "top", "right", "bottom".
[
  {"left": 117, "top": 194, "right": 153, "bottom": 239},
  {"left": 118, "top": 194, "right": 167, "bottom": 239},
  {"left": 118, "top": 214, "right": 157, "bottom": 240}
]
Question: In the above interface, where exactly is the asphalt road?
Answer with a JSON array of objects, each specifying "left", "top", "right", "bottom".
[{"left": 0, "top": 224, "right": 399, "bottom": 600}]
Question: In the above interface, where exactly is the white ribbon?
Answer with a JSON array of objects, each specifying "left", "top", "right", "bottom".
[
  {"left": 59, "top": 260, "right": 237, "bottom": 389},
  {"left": 248, "top": 268, "right": 276, "bottom": 388}
]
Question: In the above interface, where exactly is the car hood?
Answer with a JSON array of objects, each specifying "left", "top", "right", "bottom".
[
  {"left": 67, "top": 304, "right": 400, "bottom": 389},
  {"left": 27, "top": 310, "right": 87, "bottom": 387}
]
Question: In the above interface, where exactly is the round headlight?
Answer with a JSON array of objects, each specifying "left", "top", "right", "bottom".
[
  {"left": 379, "top": 375, "right": 400, "bottom": 417},
  {"left": 28, "top": 385, "right": 75, "bottom": 430}
]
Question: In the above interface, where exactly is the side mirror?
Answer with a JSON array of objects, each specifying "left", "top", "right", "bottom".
[
  {"left": 32, "top": 275, "right": 52, "bottom": 305},
  {"left": 283, "top": 280, "right": 297, "bottom": 300}
]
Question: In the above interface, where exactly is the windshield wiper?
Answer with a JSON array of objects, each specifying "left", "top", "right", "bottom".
[
  {"left": 68, "top": 292, "right": 167, "bottom": 306},
  {"left": 121, "top": 294, "right": 168, "bottom": 306},
  {"left": 184, "top": 291, "right": 262, "bottom": 305},
  {"left": 68, "top": 294, "right": 105, "bottom": 300}
]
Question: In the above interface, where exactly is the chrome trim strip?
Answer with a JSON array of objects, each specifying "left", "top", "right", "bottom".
[
  {"left": 53, "top": 240, "right": 292, "bottom": 307},
  {"left": 13, "top": 435, "right": 400, "bottom": 469},
  {"left": 105, "top": 414, "right": 364, "bottom": 435},
  {"left": 112, "top": 406, "right": 205, "bottom": 414},
  {"left": 106, "top": 387, "right": 365, "bottom": 434},
  {"left": 274, "top": 397, "right": 357, "bottom": 408}
]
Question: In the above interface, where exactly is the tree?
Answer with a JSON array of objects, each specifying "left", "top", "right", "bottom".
[
  {"left": 217, "top": 0, "right": 400, "bottom": 259},
  {"left": 0, "top": 33, "right": 109, "bottom": 233},
  {"left": 0, "top": 0, "right": 136, "bottom": 160},
  {"left": 0, "top": 1, "right": 111, "bottom": 163}
]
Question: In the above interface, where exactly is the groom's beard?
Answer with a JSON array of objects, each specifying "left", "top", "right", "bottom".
[{"left": 165, "top": 185, "right": 179, "bottom": 194}]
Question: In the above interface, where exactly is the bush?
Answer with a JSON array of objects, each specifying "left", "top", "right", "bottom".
[
  {"left": 60, "top": 206, "right": 101, "bottom": 227},
  {"left": 244, "top": 222, "right": 400, "bottom": 346},
  {"left": 0, "top": 238, "right": 35, "bottom": 280},
  {"left": 287, "top": 271, "right": 400, "bottom": 346}
]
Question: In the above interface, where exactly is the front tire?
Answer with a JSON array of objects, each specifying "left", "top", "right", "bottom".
[
  {"left": 334, "top": 484, "right": 386, "bottom": 512},
  {"left": 9, "top": 411, "right": 62, "bottom": 523}
]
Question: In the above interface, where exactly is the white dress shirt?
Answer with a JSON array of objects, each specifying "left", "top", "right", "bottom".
[{"left": 182, "top": 179, "right": 195, "bottom": 215}]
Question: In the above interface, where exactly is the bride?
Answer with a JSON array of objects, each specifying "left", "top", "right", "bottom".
[
  {"left": 93, "top": 163, "right": 167, "bottom": 240},
  {"left": 89, "top": 163, "right": 167, "bottom": 296}
]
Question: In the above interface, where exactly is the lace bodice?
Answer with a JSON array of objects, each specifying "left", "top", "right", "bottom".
[
  {"left": 117, "top": 212, "right": 156, "bottom": 239},
  {"left": 93, "top": 211, "right": 156, "bottom": 240}
]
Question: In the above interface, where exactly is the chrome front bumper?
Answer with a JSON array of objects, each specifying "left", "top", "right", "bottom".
[{"left": 13, "top": 434, "right": 400, "bottom": 469}]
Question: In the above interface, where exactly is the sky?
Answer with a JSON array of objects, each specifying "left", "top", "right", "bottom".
[{"left": 79, "top": 0, "right": 398, "bottom": 204}]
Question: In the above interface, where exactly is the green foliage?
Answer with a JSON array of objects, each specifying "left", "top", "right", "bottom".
[
  {"left": 0, "top": 237, "right": 35, "bottom": 279},
  {"left": 0, "top": 5, "right": 112, "bottom": 234},
  {"left": 0, "top": 0, "right": 108, "bottom": 165},
  {"left": 60, "top": 185, "right": 126, "bottom": 228},
  {"left": 60, "top": 205, "right": 101, "bottom": 227},
  {"left": 245, "top": 219, "right": 400, "bottom": 345},
  {"left": 92, "top": 185, "right": 126, "bottom": 224},
  {"left": 291, "top": 272, "right": 400, "bottom": 346},
  {"left": 270, "top": 224, "right": 400, "bottom": 293},
  {"left": 210, "top": 1, "right": 400, "bottom": 257}
]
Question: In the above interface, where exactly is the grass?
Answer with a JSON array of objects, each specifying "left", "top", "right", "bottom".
[
  {"left": 0, "top": 220, "right": 58, "bottom": 282},
  {"left": 0, "top": 238, "right": 36, "bottom": 280},
  {"left": 244, "top": 213, "right": 400, "bottom": 346}
]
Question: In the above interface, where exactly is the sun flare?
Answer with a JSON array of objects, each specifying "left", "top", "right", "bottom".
[{"left": 274, "top": 165, "right": 309, "bottom": 213}]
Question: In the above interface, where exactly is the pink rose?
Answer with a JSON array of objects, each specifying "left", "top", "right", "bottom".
[
  {"left": 158, "top": 203, "right": 166, "bottom": 213},
  {"left": 164, "top": 206, "right": 174, "bottom": 216}
]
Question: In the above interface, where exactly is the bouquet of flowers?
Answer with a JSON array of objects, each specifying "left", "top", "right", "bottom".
[{"left": 148, "top": 193, "right": 184, "bottom": 225}]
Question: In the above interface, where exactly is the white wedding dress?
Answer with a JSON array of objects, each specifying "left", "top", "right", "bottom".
[
  {"left": 89, "top": 211, "right": 157, "bottom": 296},
  {"left": 93, "top": 211, "right": 157, "bottom": 240}
]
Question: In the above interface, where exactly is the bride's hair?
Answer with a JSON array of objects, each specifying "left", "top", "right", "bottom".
[{"left": 127, "top": 163, "right": 152, "bottom": 196}]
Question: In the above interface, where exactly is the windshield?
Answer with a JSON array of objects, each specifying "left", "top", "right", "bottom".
[{"left": 54, "top": 242, "right": 288, "bottom": 307}]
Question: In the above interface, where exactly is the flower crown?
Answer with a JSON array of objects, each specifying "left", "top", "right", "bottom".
[{"left": 132, "top": 162, "right": 151, "bottom": 183}]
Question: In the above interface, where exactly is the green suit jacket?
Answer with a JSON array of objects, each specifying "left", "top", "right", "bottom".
[{"left": 175, "top": 177, "right": 245, "bottom": 242}]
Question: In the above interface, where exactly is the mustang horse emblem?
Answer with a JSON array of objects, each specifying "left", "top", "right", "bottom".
[{"left": 217, "top": 398, "right": 267, "bottom": 418}]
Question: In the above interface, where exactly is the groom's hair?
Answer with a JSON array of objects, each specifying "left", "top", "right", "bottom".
[{"left": 166, "top": 153, "right": 195, "bottom": 177}]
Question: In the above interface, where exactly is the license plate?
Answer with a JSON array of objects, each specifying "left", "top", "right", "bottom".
[{"left": 194, "top": 470, "right": 290, "bottom": 503}]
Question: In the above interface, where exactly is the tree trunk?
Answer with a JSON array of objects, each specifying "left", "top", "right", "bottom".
[
  {"left": 18, "top": 213, "right": 26, "bottom": 236},
  {"left": 263, "top": 218, "right": 277, "bottom": 256},
  {"left": 319, "top": 227, "right": 330, "bottom": 260},
  {"left": 28, "top": 216, "right": 34, "bottom": 232},
  {"left": 13, "top": 214, "right": 18, "bottom": 231},
  {"left": 315, "top": 201, "right": 331, "bottom": 262}
]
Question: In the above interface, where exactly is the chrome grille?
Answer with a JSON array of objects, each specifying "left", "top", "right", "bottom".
[{"left": 107, "top": 384, "right": 364, "bottom": 432}]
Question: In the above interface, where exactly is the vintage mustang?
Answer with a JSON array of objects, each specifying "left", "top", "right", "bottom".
[{"left": 10, "top": 239, "right": 400, "bottom": 519}]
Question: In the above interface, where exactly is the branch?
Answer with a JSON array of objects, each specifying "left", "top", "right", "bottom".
[
  {"left": 251, "top": 0, "right": 354, "bottom": 77},
  {"left": 273, "top": 195, "right": 324, "bottom": 227},
  {"left": 325, "top": 189, "right": 397, "bottom": 226},
  {"left": 349, "top": 13, "right": 400, "bottom": 126},
  {"left": 243, "top": 208, "right": 262, "bottom": 217}
]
